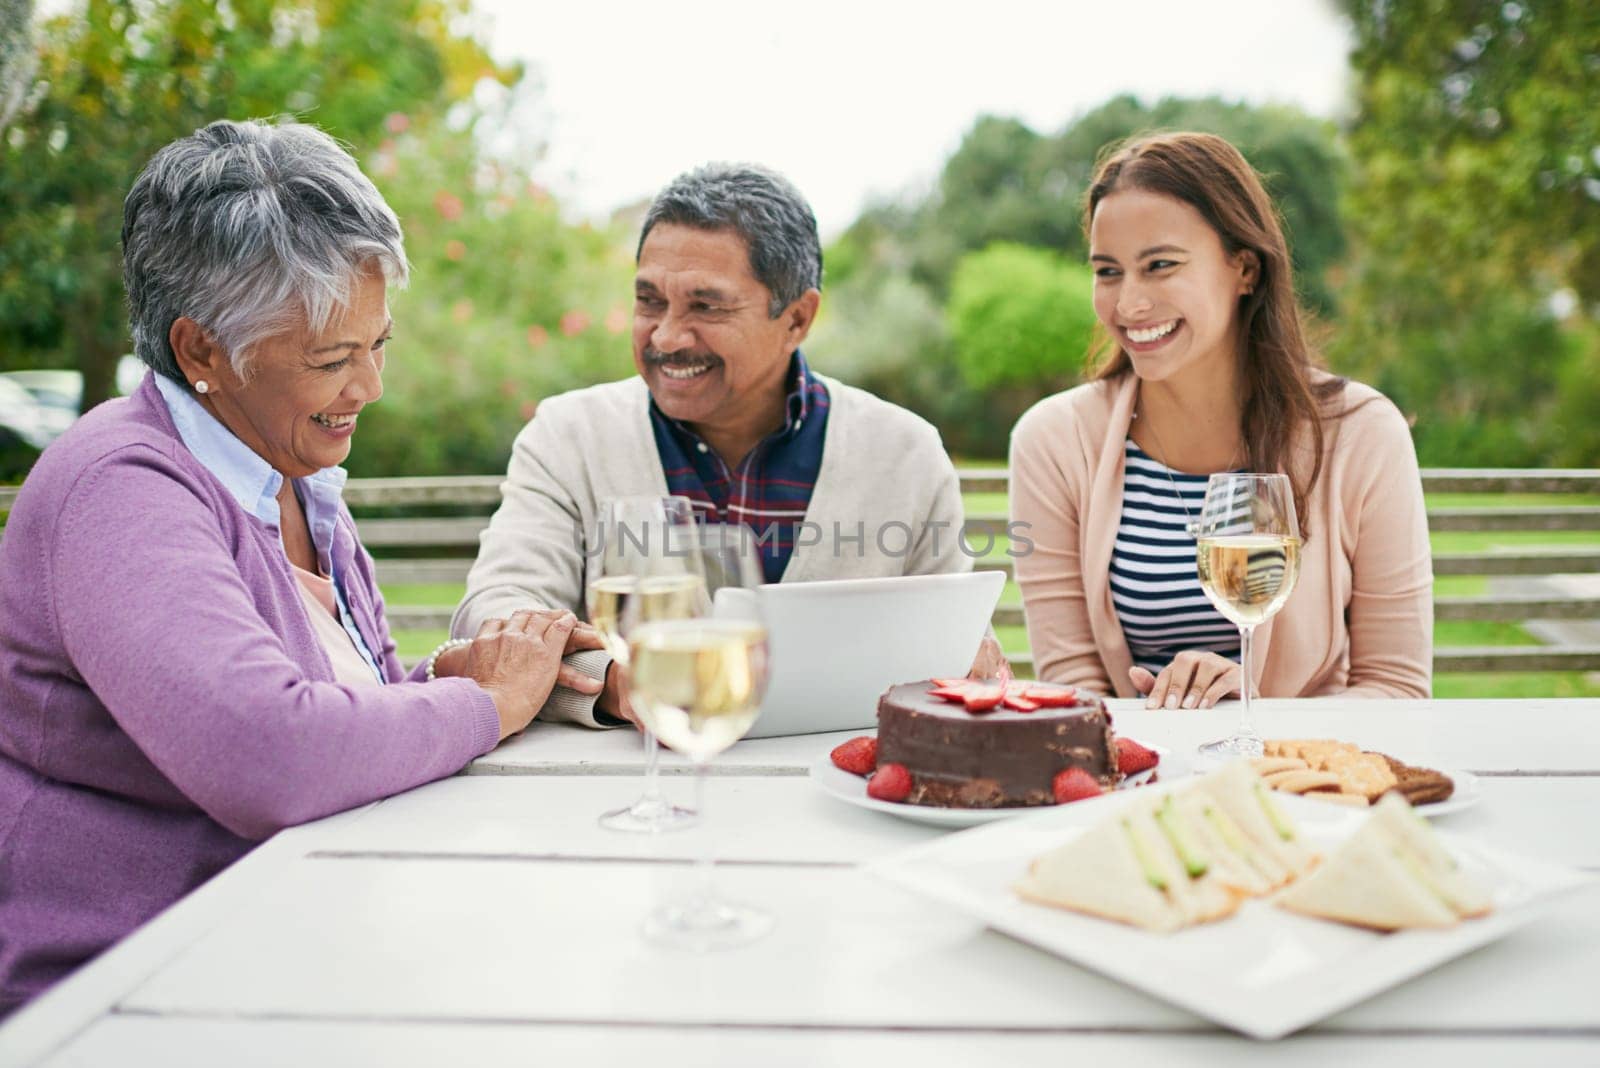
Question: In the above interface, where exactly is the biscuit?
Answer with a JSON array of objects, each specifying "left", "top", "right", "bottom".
[
  {"left": 1251, "top": 757, "right": 1309, "bottom": 776},
  {"left": 1377, "top": 754, "right": 1454, "bottom": 806},
  {"left": 1303, "top": 791, "right": 1371, "bottom": 807},
  {"left": 1263, "top": 769, "right": 1344, "bottom": 794},
  {"left": 1324, "top": 752, "right": 1398, "bottom": 801}
]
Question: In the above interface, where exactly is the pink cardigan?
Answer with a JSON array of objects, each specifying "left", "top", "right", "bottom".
[{"left": 1008, "top": 372, "right": 1432, "bottom": 699}]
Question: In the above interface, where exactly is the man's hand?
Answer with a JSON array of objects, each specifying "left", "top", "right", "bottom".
[
  {"left": 594, "top": 660, "right": 641, "bottom": 729},
  {"left": 1130, "top": 650, "right": 1242, "bottom": 710},
  {"left": 967, "top": 635, "right": 1009, "bottom": 680}
]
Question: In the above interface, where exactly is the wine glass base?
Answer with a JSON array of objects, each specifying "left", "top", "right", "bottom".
[
  {"left": 642, "top": 898, "right": 774, "bottom": 951},
  {"left": 598, "top": 796, "right": 698, "bottom": 834},
  {"left": 1197, "top": 733, "right": 1265, "bottom": 761}
]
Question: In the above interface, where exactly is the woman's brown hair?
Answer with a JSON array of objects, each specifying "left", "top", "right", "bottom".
[{"left": 1083, "top": 131, "right": 1347, "bottom": 535}]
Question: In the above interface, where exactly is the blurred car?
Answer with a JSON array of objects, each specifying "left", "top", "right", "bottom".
[
  {"left": 0, "top": 377, "right": 53, "bottom": 452},
  {"left": 1, "top": 370, "right": 80, "bottom": 442},
  {"left": 0, "top": 357, "right": 147, "bottom": 445}
]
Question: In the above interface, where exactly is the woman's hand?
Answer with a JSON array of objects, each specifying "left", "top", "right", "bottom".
[
  {"left": 436, "top": 615, "right": 607, "bottom": 698},
  {"left": 455, "top": 610, "right": 591, "bottom": 740},
  {"left": 967, "top": 635, "right": 1009, "bottom": 680},
  {"left": 1129, "top": 650, "right": 1242, "bottom": 710}
]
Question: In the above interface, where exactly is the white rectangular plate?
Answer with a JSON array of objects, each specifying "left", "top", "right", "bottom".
[{"left": 865, "top": 787, "right": 1595, "bottom": 1039}]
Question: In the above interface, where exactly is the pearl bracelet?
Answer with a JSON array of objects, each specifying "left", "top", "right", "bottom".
[{"left": 424, "top": 637, "right": 473, "bottom": 682}]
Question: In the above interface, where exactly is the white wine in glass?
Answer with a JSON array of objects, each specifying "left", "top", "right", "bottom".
[
  {"left": 1195, "top": 534, "right": 1301, "bottom": 626},
  {"left": 627, "top": 594, "right": 772, "bottom": 950},
  {"left": 1194, "top": 474, "right": 1302, "bottom": 759},
  {"left": 587, "top": 496, "right": 707, "bottom": 834},
  {"left": 588, "top": 572, "right": 707, "bottom": 652},
  {"left": 628, "top": 619, "right": 769, "bottom": 764}
]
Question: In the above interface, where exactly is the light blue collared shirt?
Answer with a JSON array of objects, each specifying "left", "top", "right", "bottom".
[{"left": 154, "top": 374, "right": 384, "bottom": 683}]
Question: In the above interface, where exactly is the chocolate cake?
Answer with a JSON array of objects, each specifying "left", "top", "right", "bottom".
[{"left": 875, "top": 681, "right": 1118, "bottom": 808}]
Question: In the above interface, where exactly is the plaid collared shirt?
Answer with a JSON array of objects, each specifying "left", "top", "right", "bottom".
[{"left": 648, "top": 350, "right": 830, "bottom": 584}]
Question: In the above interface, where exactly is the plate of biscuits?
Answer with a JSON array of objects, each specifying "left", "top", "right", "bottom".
[{"left": 1252, "top": 737, "right": 1481, "bottom": 817}]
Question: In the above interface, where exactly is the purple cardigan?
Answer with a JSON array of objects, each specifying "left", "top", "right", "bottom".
[{"left": 0, "top": 377, "right": 500, "bottom": 1013}]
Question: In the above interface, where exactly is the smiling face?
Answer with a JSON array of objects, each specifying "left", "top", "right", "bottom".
[
  {"left": 188, "top": 267, "right": 390, "bottom": 479},
  {"left": 1089, "top": 189, "right": 1257, "bottom": 388},
  {"left": 632, "top": 224, "right": 811, "bottom": 429}
]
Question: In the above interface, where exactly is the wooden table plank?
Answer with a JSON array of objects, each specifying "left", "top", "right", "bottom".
[
  {"left": 112, "top": 858, "right": 1600, "bottom": 1033},
  {"left": 469, "top": 700, "right": 1600, "bottom": 777},
  {"left": 277, "top": 775, "right": 1600, "bottom": 872},
  {"left": 41, "top": 1019, "right": 1600, "bottom": 1068},
  {"left": 309, "top": 774, "right": 941, "bottom": 864}
]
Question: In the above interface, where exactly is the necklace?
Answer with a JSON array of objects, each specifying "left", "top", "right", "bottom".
[{"left": 1132, "top": 404, "right": 1244, "bottom": 536}]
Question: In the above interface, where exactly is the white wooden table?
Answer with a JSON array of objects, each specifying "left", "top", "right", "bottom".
[{"left": 3, "top": 699, "right": 1598, "bottom": 1066}]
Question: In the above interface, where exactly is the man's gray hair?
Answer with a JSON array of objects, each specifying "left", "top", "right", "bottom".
[
  {"left": 637, "top": 162, "right": 822, "bottom": 318},
  {"left": 122, "top": 118, "right": 408, "bottom": 383}
]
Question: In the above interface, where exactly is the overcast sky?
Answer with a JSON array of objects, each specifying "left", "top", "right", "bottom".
[{"left": 472, "top": 0, "right": 1355, "bottom": 236}]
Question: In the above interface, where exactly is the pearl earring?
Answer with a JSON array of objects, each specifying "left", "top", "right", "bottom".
[{"left": 194, "top": 380, "right": 209, "bottom": 394}]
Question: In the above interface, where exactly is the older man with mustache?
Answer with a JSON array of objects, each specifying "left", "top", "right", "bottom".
[{"left": 453, "top": 162, "right": 1000, "bottom": 728}]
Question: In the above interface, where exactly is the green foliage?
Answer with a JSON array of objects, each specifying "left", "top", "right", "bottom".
[
  {"left": 822, "top": 96, "right": 1346, "bottom": 458},
  {"left": 1333, "top": 0, "right": 1600, "bottom": 465},
  {"left": 946, "top": 243, "right": 1095, "bottom": 390},
  {"left": 0, "top": 428, "right": 40, "bottom": 482},
  {"left": 346, "top": 116, "right": 635, "bottom": 477},
  {"left": 840, "top": 96, "right": 1347, "bottom": 312},
  {"left": 0, "top": 0, "right": 517, "bottom": 409},
  {"left": 1348, "top": 281, "right": 1567, "bottom": 465},
  {"left": 0, "top": 0, "right": 641, "bottom": 478},
  {"left": 1548, "top": 321, "right": 1600, "bottom": 466}
]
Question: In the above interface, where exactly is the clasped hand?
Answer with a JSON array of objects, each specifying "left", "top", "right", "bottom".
[{"left": 435, "top": 609, "right": 607, "bottom": 739}]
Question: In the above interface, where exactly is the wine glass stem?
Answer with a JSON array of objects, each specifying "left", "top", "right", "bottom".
[
  {"left": 1236, "top": 622, "right": 1258, "bottom": 741},
  {"left": 691, "top": 760, "right": 713, "bottom": 906},
  {"left": 640, "top": 729, "right": 664, "bottom": 804}
]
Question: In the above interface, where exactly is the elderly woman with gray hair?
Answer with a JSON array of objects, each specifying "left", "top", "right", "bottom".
[{"left": 0, "top": 119, "right": 602, "bottom": 1014}]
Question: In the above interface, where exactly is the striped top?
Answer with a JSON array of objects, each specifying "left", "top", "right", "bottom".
[{"left": 1111, "top": 439, "right": 1241, "bottom": 675}]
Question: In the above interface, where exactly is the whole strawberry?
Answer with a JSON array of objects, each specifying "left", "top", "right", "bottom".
[
  {"left": 830, "top": 736, "right": 878, "bottom": 777},
  {"left": 1052, "top": 767, "right": 1103, "bottom": 804},
  {"left": 866, "top": 763, "right": 914, "bottom": 802},
  {"left": 1115, "top": 736, "right": 1160, "bottom": 776}
]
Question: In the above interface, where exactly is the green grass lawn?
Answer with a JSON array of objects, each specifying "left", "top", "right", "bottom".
[
  {"left": 1430, "top": 529, "right": 1600, "bottom": 552},
  {"left": 395, "top": 628, "right": 450, "bottom": 660},
  {"left": 1426, "top": 493, "right": 1600, "bottom": 509},
  {"left": 381, "top": 583, "right": 467, "bottom": 607}
]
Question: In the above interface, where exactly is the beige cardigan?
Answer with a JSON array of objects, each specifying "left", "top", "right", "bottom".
[
  {"left": 453, "top": 374, "right": 971, "bottom": 726},
  {"left": 1008, "top": 373, "right": 1432, "bottom": 699}
]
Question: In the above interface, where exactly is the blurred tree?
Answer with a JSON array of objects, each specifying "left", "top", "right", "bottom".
[
  {"left": 839, "top": 96, "right": 1347, "bottom": 313},
  {"left": 0, "top": 0, "right": 518, "bottom": 411},
  {"left": 822, "top": 96, "right": 1346, "bottom": 458},
  {"left": 0, "top": 0, "right": 35, "bottom": 130},
  {"left": 946, "top": 243, "right": 1095, "bottom": 390},
  {"left": 1333, "top": 0, "right": 1600, "bottom": 463},
  {"left": 348, "top": 114, "right": 636, "bottom": 478}
]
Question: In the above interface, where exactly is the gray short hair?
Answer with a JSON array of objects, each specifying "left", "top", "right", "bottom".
[
  {"left": 122, "top": 118, "right": 408, "bottom": 383},
  {"left": 637, "top": 162, "right": 822, "bottom": 318}
]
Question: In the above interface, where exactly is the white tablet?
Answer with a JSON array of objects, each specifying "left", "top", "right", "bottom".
[{"left": 717, "top": 570, "right": 1006, "bottom": 738}]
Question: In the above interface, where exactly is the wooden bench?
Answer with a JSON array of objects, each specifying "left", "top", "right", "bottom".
[{"left": 5, "top": 469, "right": 1597, "bottom": 675}]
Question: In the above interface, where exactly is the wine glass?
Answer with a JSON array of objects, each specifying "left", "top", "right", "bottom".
[
  {"left": 1193, "top": 473, "right": 1302, "bottom": 760},
  {"left": 587, "top": 496, "right": 709, "bottom": 833},
  {"left": 624, "top": 533, "right": 771, "bottom": 950}
]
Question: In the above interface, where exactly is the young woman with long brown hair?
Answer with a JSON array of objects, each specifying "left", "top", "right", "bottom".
[{"left": 1009, "top": 132, "right": 1431, "bottom": 708}]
